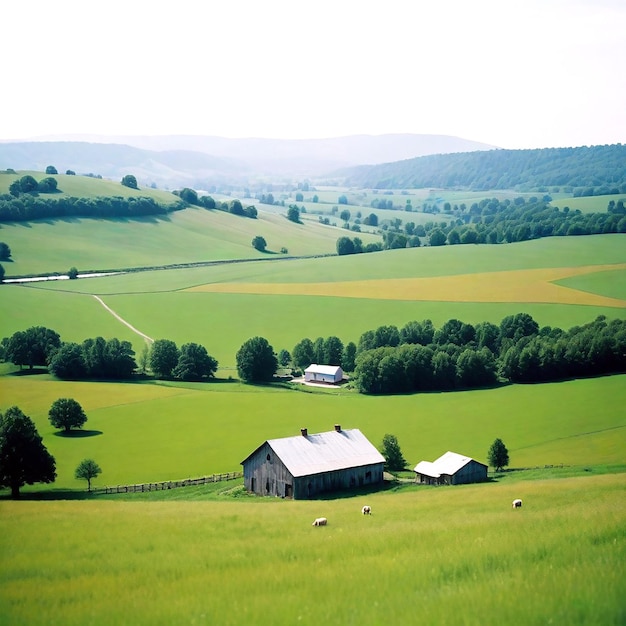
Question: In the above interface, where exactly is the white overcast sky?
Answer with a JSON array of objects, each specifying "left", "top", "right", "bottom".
[{"left": 2, "top": 0, "right": 624, "bottom": 149}]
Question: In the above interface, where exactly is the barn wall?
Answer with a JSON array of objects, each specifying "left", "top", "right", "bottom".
[
  {"left": 243, "top": 443, "right": 295, "bottom": 498},
  {"left": 293, "top": 463, "right": 384, "bottom": 499},
  {"left": 450, "top": 460, "right": 488, "bottom": 485}
]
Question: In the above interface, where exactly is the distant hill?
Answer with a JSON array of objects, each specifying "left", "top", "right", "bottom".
[
  {"left": 0, "top": 134, "right": 496, "bottom": 188},
  {"left": 339, "top": 144, "right": 626, "bottom": 194}
]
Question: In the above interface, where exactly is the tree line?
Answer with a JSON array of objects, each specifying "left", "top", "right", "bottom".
[
  {"left": 0, "top": 193, "right": 182, "bottom": 221},
  {"left": 350, "top": 314, "right": 626, "bottom": 394},
  {"left": 343, "top": 144, "right": 626, "bottom": 195},
  {"left": 0, "top": 328, "right": 218, "bottom": 382}
]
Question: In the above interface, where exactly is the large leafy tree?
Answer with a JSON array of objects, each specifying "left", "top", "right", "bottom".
[
  {"left": 48, "top": 342, "right": 87, "bottom": 379},
  {"left": 149, "top": 339, "right": 180, "bottom": 378},
  {"left": 121, "top": 174, "right": 138, "bottom": 189},
  {"left": 48, "top": 398, "right": 88, "bottom": 433},
  {"left": 172, "top": 343, "right": 218, "bottom": 381},
  {"left": 380, "top": 434, "right": 407, "bottom": 472},
  {"left": 324, "top": 336, "right": 344, "bottom": 365},
  {"left": 0, "top": 406, "right": 56, "bottom": 499},
  {"left": 75, "top": 459, "right": 101, "bottom": 491},
  {"left": 292, "top": 338, "right": 315, "bottom": 369},
  {"left": 340, "top": 341, "right": 357, "bottom": 372},
  {"left": 252, "top": 236, "right": 267, "bottom": 252},
  {"left": 487, "top": 438, "right": 510, "bottom": 472},
  {"left": 336, "top": 236, "right": 355, "bottom": 255},
  {"left": 236, "top": 336, "right": 277, "bottom": 383},
  {"left": 5, "top": 326, "right": 61, "bottom": 369}
]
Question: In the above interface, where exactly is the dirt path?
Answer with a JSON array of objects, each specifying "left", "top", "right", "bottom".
[{"left": 93, "top": 295, "right": 154, "bottom": 344}]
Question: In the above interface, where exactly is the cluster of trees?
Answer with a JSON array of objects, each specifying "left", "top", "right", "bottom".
[
  {"left": 344, "top": 144, "right": 626, "bottom": 194},
  {"left": 0, "top": 194, "right": 182, "bottom": 221},
  {"left": 148, "top": 339, "right": 218, "bottom": 381},
  {"left": 0, "top": 403, "right": 103, "bottom": 497},
  {"left": 8, "top": 174, "right": 58, "bottom": 196},
  {"left": 336, "top": 236, "right": 383, "bottom": 255},
  {"left": 290, "top": 335, "right": 357, "bottom": 372},
  {"left": 176, "top": 189, "right": 258, "bottom": 218},
  {"left": 48, "top": 337, "right": 136, "bottom": 380},
  {"left": 352, "top": 314, "right": 626, "bottom": 394},
  {"left": 0, "top": 327, "right": 220, "bottom": 383}
]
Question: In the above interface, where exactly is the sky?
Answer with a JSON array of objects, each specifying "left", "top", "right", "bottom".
[{"left": 2, "top": 0, "right": 624, "bottom": 149}]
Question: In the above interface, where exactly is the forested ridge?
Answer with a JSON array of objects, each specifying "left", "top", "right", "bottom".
[{"left": 342, "top": 144, "right": 626, "bottom": 194}]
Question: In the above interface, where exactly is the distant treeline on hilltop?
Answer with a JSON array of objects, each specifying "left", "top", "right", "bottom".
[{"left": 342, "top": 144, "right": 626, "bottom": 195}]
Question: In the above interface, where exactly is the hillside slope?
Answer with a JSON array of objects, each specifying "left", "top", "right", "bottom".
[{"left": 340, "top": 144, "right": 626, "bottom": 194}]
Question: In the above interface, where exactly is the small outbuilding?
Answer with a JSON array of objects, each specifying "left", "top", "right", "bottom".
[
  {"left": 304, "top": 364, "right": 343, "bottom": 384},
  {"left": 241, "top": 425, "right": 385, "bottom": 499},
  {"left": 414, "top": 451, "right": 488, "bottom": 486}
]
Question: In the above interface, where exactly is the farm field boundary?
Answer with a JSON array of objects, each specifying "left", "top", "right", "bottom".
[
  {"left": 93, "top": 471, "right": 242, "bottom": 495},
  {"left": 186, "top": 263, "right": 626, "bottom": 307}
]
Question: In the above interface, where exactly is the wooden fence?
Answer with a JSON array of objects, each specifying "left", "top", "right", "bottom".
[{"left": 92, "top": 471, "right": 243, "bottom": 495}]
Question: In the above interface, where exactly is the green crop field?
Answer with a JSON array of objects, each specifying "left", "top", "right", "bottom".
[{"left": 1, "top": 473, "right": 624, "bottom": 626}]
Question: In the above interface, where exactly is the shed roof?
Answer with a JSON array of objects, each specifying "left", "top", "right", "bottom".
[
  {"left": 304, "top": 364, "right": 342, "bottom": 375},
  {"left": 414, "top": 451, "right": 486, "bottom": 478},
  {"left": 242, "top": 428, "right": 385, "bottom": 478}
]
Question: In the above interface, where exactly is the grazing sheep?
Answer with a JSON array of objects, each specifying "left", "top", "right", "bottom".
[
  {"left": 512, "top": 498, "right": 523, "bottom": 508},
  {"left": 312, "top": 517, "right": 327, "bottom": 526},
  {"left": 362, "top": 505, "right": 371, "bottom": 515}
]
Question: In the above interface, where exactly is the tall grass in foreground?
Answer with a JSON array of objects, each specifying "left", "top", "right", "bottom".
[{"left": 0, "top": 474, "right": 624, "bottom": 626}]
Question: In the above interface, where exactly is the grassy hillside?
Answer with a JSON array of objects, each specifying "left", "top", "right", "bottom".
[
  {"left": 0, "top": 204, "right": 375, "bottom": 277},
  {"left": 0, "top": 170, "right": 180, "bottom": 204},
  {"left": 1, "top": 473, "right": 624, "bottom": 625}
]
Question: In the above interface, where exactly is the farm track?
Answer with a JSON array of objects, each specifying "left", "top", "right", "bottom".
[{"left": 92, "top": 295, "right": 154, "bottom": 345}]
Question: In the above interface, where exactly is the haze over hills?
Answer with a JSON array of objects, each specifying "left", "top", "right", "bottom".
[{"left": 0, "top": 134, "right": 496, "bottom": 188}]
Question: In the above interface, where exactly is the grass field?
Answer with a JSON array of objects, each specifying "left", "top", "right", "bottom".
[
  {"left": 1, "top": 473, "right": 624, "bottom": 626},
  {"left": 1, "top": 372, "right": 624, "bottom": 491},
  {"left": 1, "top": 235, "right": 624, "bottom": 369},
  {"left": 0, "top": 170, "right": 180, "bottom": 205}
]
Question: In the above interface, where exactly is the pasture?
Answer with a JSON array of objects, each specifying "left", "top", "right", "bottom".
[
  {"left": 1, "top": 235, "right": 624, "bottom": 370},
  {"left": 1, "top": 372, "right": 624, "bottom": 491},
  {"left": 1, "top": 473, "right": 624, "bottom": 626}
]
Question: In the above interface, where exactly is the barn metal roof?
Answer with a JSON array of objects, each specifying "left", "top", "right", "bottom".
[
  {"left": 243, "top": 428, "right": 385, "bottom": 477},
  {"left": 304, "top": 364, "right": 342, "bottom": 375},
  {"left": 414, "top": 451, "right": 485, "bottom": 477}
]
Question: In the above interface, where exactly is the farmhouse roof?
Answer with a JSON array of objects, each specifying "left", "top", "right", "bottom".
[
  {"left": 242, "top": 428, "right": 385, "bottom": 477},
  {"left": 304, "top": 364, "right": 342, "bottom": 375},
  {"left": 414, "top": 451, "right": 486, "bottom": 478}
]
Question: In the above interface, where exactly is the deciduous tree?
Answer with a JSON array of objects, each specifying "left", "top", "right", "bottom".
[
  {"left": 172, "top": 343, "right": 218, "bottom": 381},
  {"left": 236, "top": 337, "right": 277, "bottom": 383},
  {"left": 149, "top": 339, "right": 179, "bottom": 378},
  {"left": 487, "top": 438, "right": 509, "bottom": 471},
  {"left": 252, "top": 236, "right": 267, "bottom": 252},
  {"left": 75, "top": 458, "right": 101, "bottom": 491},
  {"left": 48, "top": 398, "right": 88, "bottom": 433},
  {"left": 0, "top": 406, "right": 56, "bottom": 499},
  {"left": 380, "top": 433, "right": 407, "bottom": 472}
]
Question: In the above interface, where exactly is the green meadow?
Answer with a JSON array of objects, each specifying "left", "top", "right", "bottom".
[
  {"left": 1, "top": 191, "right": 626, "bottom": 626},
  {"left": 0, "top": 170, "right": 180, "bottom": 205},
  {"left": 1, "top": 234, "right": 624, "bottom": 369},
  {"left": 1, "top": 372, "right": 624, "bottom": 491},
  {"left": 1, "top": 474, "right": 624, "bottom": 626}
]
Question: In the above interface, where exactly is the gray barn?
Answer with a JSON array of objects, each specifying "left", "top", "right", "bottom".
[
  {"left": 241, "top": 425, "right": 385, "bottom": 499},
  {"left": 414, "top": 451, "right": 488, "bottom": 485}
]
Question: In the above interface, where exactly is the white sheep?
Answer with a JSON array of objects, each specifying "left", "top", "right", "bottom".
[
  {"left": 362, "top": 505, "right": 371, "bottom": 515},
  {"left": 512, "top": 498, "right": 523, "bottom": 508},
  {"left": 312, "top": 517, "right": 328, "bottom": 526}
]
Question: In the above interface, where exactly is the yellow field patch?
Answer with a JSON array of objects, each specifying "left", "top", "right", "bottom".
[{"left": 185, "top": 264, "right": 626, "bottom": 307}]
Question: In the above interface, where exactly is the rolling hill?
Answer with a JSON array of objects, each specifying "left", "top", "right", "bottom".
[{"left": 0, "top": 133, "right": 496, "bottom": 188}]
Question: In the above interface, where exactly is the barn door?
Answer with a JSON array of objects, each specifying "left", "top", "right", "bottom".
[{"left": 285, "top": 484, "right": 292, "bottom": 498}]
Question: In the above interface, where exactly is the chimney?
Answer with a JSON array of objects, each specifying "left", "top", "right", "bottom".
[
  {"left": 300, "top": 428, "right": 308, "bottom": 437},
  {"left": 334, "top": 424, "right": 341, "bottom": 432}
]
